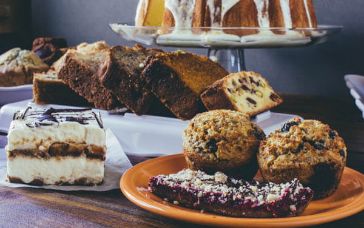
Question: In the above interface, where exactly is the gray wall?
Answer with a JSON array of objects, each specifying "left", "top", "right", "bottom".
[{"left": 32, "top": 0, "right": 364, "bottom": 100}]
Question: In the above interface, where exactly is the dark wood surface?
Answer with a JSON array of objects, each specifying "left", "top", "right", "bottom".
[{"left": 0, "top": 95, "right": 363, "bottom": 228}]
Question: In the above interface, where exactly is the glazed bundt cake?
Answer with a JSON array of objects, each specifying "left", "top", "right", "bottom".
[{"left": 136, "top": 0, "right": 317, "bottom": 35}]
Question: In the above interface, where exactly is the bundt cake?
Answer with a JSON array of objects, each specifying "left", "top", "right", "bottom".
[{"left": 136, "top": 0, "right": 317, "bottom": 35}]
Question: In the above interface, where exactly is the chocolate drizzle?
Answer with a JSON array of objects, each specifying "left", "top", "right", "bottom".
[{"left": 17, "top": 107, "right": 103, "bottom": 129}]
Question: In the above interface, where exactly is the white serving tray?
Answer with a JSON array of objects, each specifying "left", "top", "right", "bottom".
[
  {"left": 0, "top": 100, "right": 300, "bottom": 157},
  {"left": 0, "top": 85, "right": 33, "bottom": 105}
]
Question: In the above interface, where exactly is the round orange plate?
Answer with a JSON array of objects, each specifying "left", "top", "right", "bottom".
[{"left": 121, "top": 154, "right": 364, "bottom": 227}]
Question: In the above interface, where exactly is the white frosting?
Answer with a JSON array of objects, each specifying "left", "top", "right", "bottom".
[
  {"left": 303, "top": 0, "right": 313, "bottom": 28},
  {"left": 279, "top": 0, "right": 293, "bottom": 28},
  {"left": 7, "top": 108, "right": 106, "bottom": 151},
  {"left": 206, "top": 0, "right": 221, "bottom": 27},
  {"left": 221, "top": 0, "right": 240, "bottom": 22},
  {"left": 254, "top": 0, "right": 270, "bottom": 28},
  {"left": 165, "top": 0, "right": 196, "bottom": 29},
  {"left": 7, "top": 156, "right": 104, "bottom": 185}
]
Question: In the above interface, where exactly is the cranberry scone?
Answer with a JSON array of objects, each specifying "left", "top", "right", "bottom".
[
  {"left": 149, "top": 169, "right": 313, "bottom": 218},
  {"left": 201, "top": 71, "right": 283, "bottom": 117},
  {"left": 6, "top": 107, "right": 106, "bottom": 186}
]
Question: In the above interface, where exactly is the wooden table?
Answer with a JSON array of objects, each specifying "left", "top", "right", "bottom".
[{"left": 0, "top": 95, "right": 363, "bottom": 227}]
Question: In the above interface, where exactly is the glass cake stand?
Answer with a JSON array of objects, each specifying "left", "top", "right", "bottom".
[{"left": 110, "top": 24, "right": 342, "bottom": 72}]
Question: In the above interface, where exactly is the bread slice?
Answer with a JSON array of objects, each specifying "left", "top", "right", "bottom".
[
  {"left": 200, "top": 71, "right": 283, "bottom": 117},
  {"left": 101, "top": 44, "right": 163, "bottom": 115},
  {"left": 33, "top": 71, "right": 90, "bottom": 106},
  {"left": 57, "top": 42, "right": 122, "bottom": 110},
  {"left": 142, "top": 51, "right": 228, "bottom": 120}
]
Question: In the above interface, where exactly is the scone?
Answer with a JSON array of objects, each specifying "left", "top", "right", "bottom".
[
  {"left": 183, "top": 110, "right": 265, "bottom": 179},
  {"left": 201, "top": 71, "right": 283, "bottom": 117},
  {"left": 0, "top": 48, "right": 49, "bottom": 87},
  {"left": 258, "top": 118, "right": 347, "bottom": 199}
]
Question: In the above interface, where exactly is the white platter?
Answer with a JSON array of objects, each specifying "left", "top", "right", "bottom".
[
  {"left": 0, "top": 100, "right": 300, "bottom": 157},
  {"left": 0, "top": 85, "right": 33, "bottom": 105}
]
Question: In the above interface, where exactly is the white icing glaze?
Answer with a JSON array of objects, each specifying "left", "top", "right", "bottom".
[
  {"left": 165, "top": 0, "right": 196, "bottom": 29},
  {"left": 303, "top": 0, "right": 313, "bottom": 27},
  {"left": 254, "top": 0, "right": 270, "bottom": 28},
  {"left": 205, "top": 0, "right": 239, "bottom": 27},
  {"left": 279, "top": 0, "right": 293, "bottom": 28}
]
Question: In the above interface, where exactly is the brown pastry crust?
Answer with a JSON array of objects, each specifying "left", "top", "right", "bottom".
[{"left": 8, "top": 176, "right": 103, "bottom": 186}]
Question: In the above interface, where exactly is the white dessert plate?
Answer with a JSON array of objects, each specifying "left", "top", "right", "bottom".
[
  {"left": 110, "top": 24, "right": 342, "bottom": 48},
  {"left": 345, "top": 74, "right": 364, "bottom": 119},
  {"left": 0, "top": 85, "right": 33, "bottom": 105},
  {"left": 0, "top": 100, "right": 300, "bottom": 157}
]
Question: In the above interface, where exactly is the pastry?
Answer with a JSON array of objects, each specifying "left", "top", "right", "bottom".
[
  {"left": 101, "top": 44, "right": 164, "bottom": 115},
  {"left": 0, "top": 48, "right": 49, "bottom": 87},
  {"left": 135, "top": 0, "right": 317, "bottom": 35},
  {"left": 33, "top": 71, "right": 90, "bottom": 107},
  {"left": 201, "top": 71, "right": 283, "bottom": 117},
  {"left": 57, "top": 41, "right": 123, "bottom": 110},
  {"left": 6, "top": 107, "right": 106, "bottom": 185},
  {"left": 32, "top": 37, "right": 68, "bottom": 66},
  {"left": 149, "top": 169, "right": 313, "bottom": 218},
  {"left": 258, "top": 118, "right": 347, "bottom": 199},
  {"left": 183, "top": 110, "right": 265, "bottom": 179},
  {"left": 142, "top": 51, "right": 228, "bottom": 120}
]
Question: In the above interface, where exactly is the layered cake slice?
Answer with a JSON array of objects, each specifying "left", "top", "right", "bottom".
[
  {"left": 201, "top": 71, "right": 283, "bottom": 117},
  {"left": 6, "top": 107, "right": 106, "bottom": 185},
  {"left": 142, "top": 51, "right": 228, "bottom": 120},
  {"left": 33, "top": 71, "right": 90, "bottom": 107},
  {"left": 149, "top": 169, "right": 313, "bottom": 218}
]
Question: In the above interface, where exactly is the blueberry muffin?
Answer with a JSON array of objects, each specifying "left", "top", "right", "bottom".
[
  {"left": 258, "top": 118, "right": 347, "bottom": 199},
  {"left": 183, "top": 110, "right": 265, "bottom": 179}
]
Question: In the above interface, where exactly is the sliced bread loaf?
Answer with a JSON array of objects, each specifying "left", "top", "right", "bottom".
[
  {"left": 142, "top": 51, "right": 228, "bottom": 120},
  {"left": 200, "top": 71, "right": 283, "bottom": 116}
]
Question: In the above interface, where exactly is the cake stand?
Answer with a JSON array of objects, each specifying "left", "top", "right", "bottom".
[{"left": 109, "top": 24, "right": 342, "bottom": 72}]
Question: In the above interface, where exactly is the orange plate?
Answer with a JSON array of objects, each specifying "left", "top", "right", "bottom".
[{"left": 120, "top": 154, "right": 364, "bottom": 227}]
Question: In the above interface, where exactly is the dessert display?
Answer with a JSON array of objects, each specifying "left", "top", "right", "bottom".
[
  {"left": 183, "top": 110, "right": 265, "bottom": 179},
  {"left": 258, "top": 118, "right": 347, "bottom": 199},
  {"left": 57, "top": 41, "right": 123, "bottom": 110},
  {"left": 32, "top": 37, "right": 68, "bottom": 66},
  {"left": 0, "top": 48, "right": 49, "bottom": 87},
  {"left": 6, "top": 107, "right": 106, "bottom": 185},
  {"left": 142, "top": 51, "right": 228, "bottom": 119},
  {"left": 33, "top": 71, "right": 90, "bottom": 106},
  {"left": 149, "top": 169, "right": 313, "bottom": 218},
  {"left": 101, "top": 44, "right": 164, "bottom": 115},
  {"left": 201, "top": 71, "right": 283, "bottom": 117}
]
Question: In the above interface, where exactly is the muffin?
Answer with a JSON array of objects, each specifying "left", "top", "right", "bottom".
[
  {"left": 258, "top": 118, "right": 347, "bottom": 199},
  {"left": 183, "top": 110, "right": 265, "bottom": 179}
]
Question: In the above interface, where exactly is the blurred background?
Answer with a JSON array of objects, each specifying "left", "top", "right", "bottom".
[{"left": 0, "top": 0, "right": 363, "bottom": 100}]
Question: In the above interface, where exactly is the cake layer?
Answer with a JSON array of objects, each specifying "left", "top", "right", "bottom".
[
  {"left": 8, "top": 142, "right": 105, "bottom": 160},
  {"left": 7, "top": 107, "right": 105, "bottom": 152},
  {"left": 7, "top": 155, "right": 104, "bottom": 185}
]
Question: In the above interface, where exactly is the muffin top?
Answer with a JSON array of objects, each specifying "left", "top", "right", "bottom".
[
  {"left": 259, "top": 118, "right": 347, "bottom": 170},
  {"left": 183, "top": 110, "right": 265, "bottom": 161}
]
